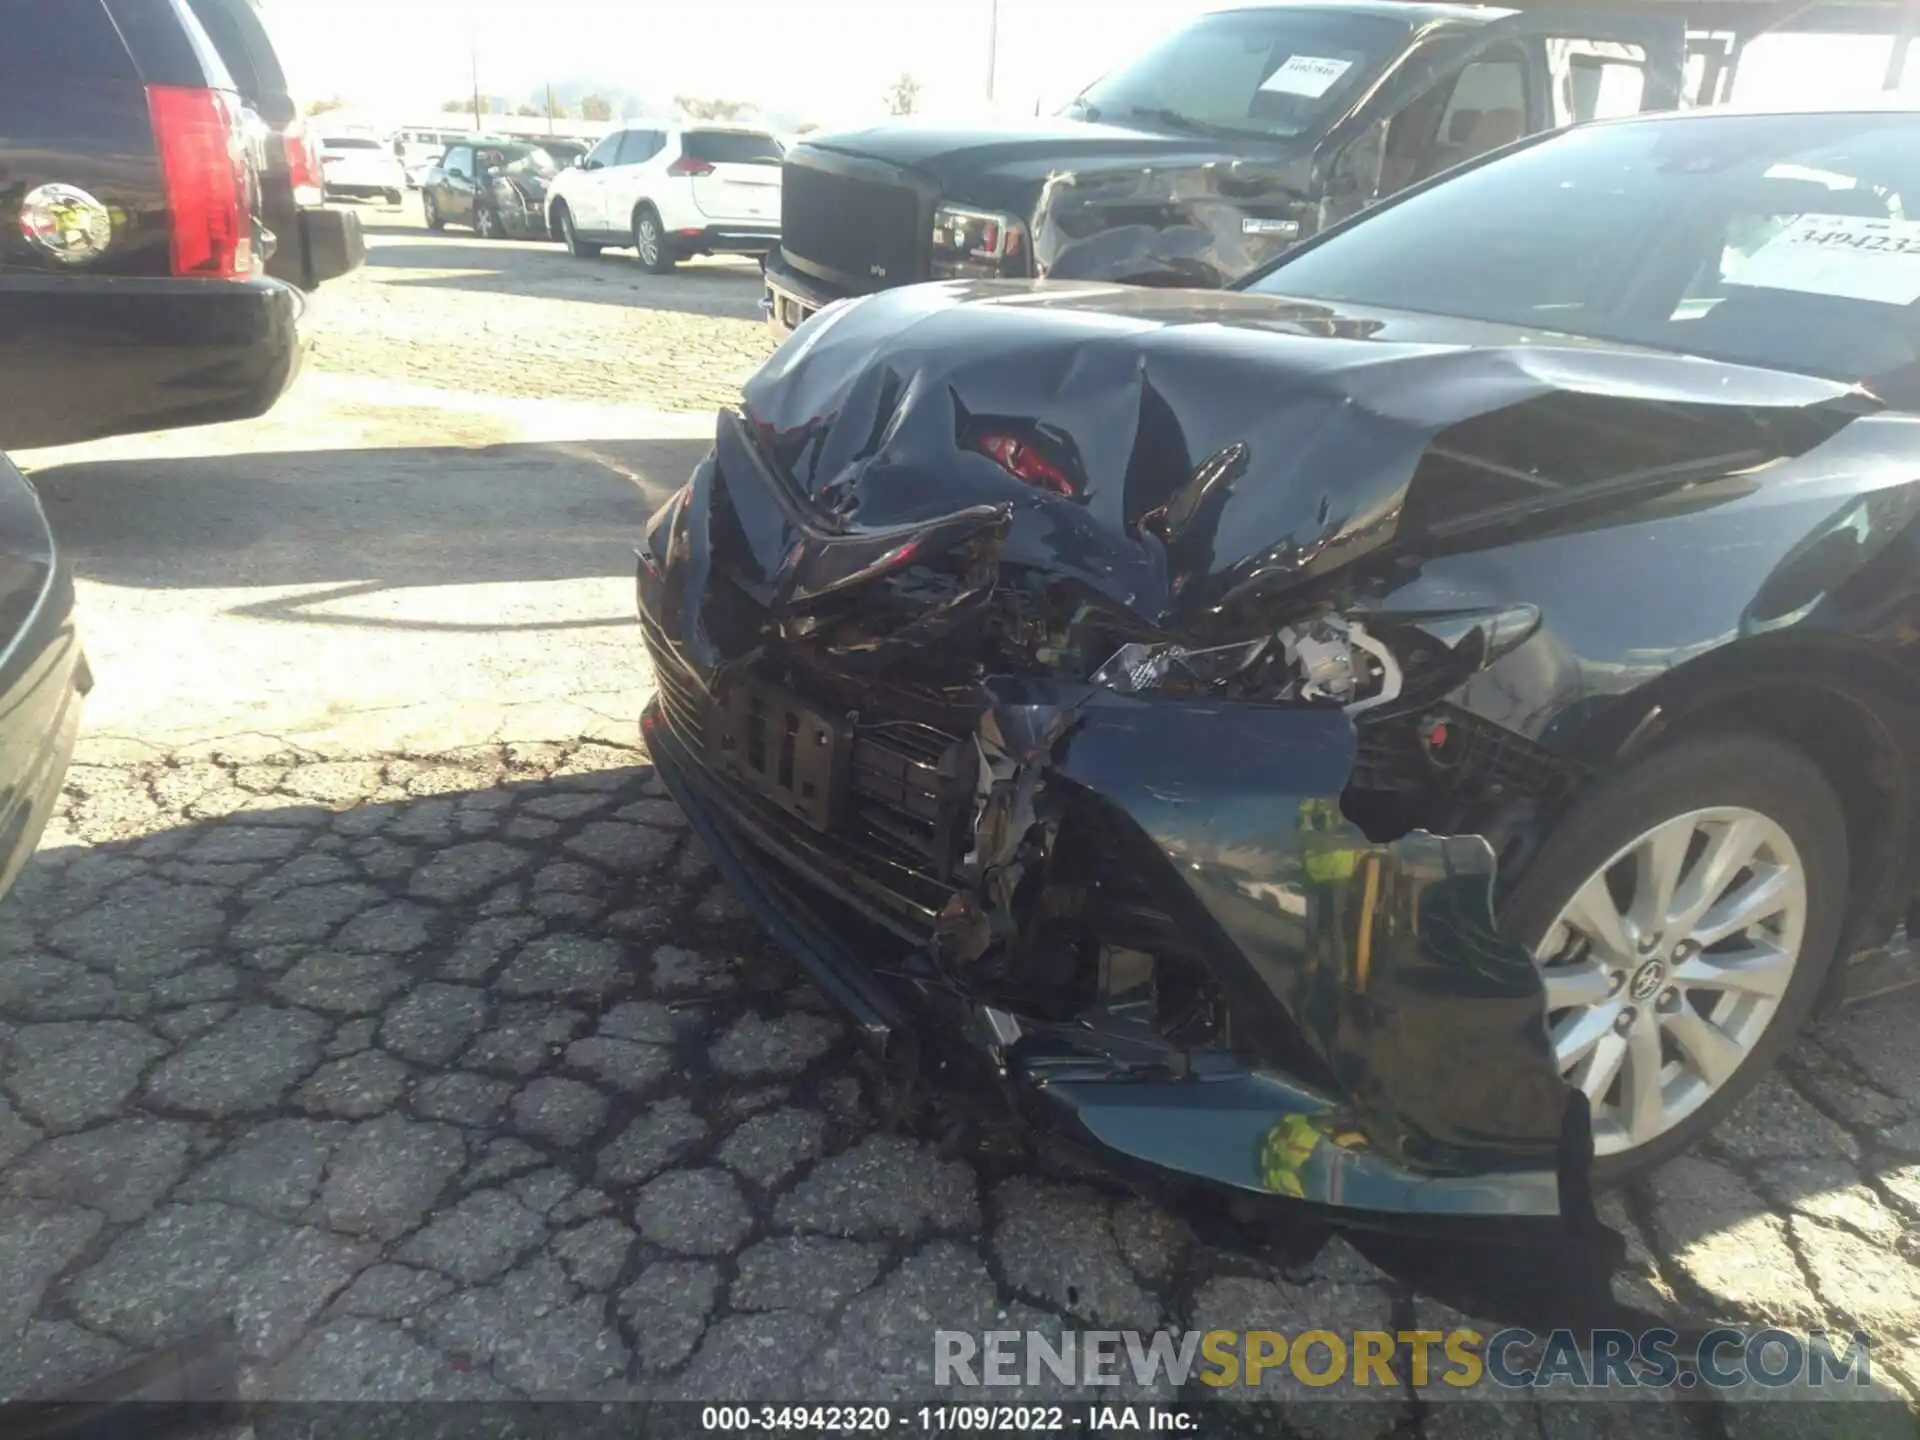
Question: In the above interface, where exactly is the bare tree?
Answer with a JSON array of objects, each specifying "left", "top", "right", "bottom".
[
  {"left": 675, "top": 96, "right": 751, "bottom": 121},
  {"left": 579, "top": 94, "right": 614, "bottom": 121},
  {"left": 884, "top": 73, "right": 922, "bottom": 116}
]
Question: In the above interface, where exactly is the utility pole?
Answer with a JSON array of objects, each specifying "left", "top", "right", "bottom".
[
  {"left": 470, "top": 20, "right": 483, "bottom": 133},
  {"left": 986, "top": 0, "right": 999, "bottom": 103},
  {"left": 546, "top": 81, "right": 556, "bottom": 135}
]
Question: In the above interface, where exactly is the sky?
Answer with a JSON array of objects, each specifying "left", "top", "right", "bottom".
[
  {"left": 261, "top": 0, "right": 1914, "bottom": 129},
  {"left": 264, "top": 0, "right": 1216, "bottom": 126}
]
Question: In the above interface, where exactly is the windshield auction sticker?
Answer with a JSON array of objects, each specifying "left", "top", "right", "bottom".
[
  {"left": 1259, "top": 55, "right": 1354, "bottom": 98},
  {"left": 1730, "top": 213, "right": 1920, "bottom": 305}
]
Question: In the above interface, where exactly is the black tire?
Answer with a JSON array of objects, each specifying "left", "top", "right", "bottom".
[
  {"left": 384, "top": 189, "right": 403, "bottom": 207},
  {"left": 423, "top": 193, "right": 445, "bottom": 232},
  {"left": 475, "top": 205, "right": 500, "bottom": 241},
  {"left": 556, "top": 205, "right": 600, "bottom": 259},
  {"left": 633, "top": 205, "right": 676, "bottom": 273},
  {"left": 1499, "top": 733, "right": 1848, "bottom": 1185}
]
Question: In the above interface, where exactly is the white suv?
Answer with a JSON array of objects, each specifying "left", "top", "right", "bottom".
[
  {"left": 545, "top": 124, "right": 782, "bottom": 272},
  {"left": 318, "top": 134, "right": 407, "bottom": 206}
]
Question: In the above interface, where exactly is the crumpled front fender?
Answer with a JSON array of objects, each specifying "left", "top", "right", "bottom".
[{"left": 997, "top": 684, "right": 1581, "bottom": 1219}]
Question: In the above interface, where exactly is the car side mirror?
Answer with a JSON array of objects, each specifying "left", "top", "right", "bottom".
[
  {"left": 581, "top": 158, "right": 600, "bottom": 171},
  {"left": 447, "top": 168, "right": 467, "bottom": 181}
]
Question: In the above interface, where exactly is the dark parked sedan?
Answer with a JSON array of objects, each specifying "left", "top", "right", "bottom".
[
  {"left": 0, "top": 451, "right": 87, "bottom": 901},
  {"left": 422, "top": 139, "right": 563, "bottom": 240},
  {"left": 637, "top": 107, "right": 1920, "bottom": 1228}
]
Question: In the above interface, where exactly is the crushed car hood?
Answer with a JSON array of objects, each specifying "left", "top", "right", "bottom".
[{"left": 735, "top": 281, "right": 1870, "bottom": 636}]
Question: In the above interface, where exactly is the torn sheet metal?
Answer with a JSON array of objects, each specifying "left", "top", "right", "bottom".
[
  {"left": 1009, "top": 687, "right": 1574, "bottom": 1207},
  {"left": 737, "top": 280, "right": 1872, "bottom": 641}
]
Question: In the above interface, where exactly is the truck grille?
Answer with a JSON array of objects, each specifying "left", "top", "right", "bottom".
[{"left": 780, "top": 158, "right": 924, "bottom": 289}]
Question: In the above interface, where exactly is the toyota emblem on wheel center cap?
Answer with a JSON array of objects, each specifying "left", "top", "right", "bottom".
[
  {"left": 20, "top": 183, "right": 114, "bottom": 263},
  {"left": 1629, "top": 958, "right": 1668, "bottom": 1003}
]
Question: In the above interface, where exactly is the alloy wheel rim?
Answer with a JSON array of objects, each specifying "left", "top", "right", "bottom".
[
  {"left": 638, "top": 218, "right": 659, "bottom": 264},
  {"left": 1532, "top": 806, "right": 1807, "bottom": 1157},
  {"left": 479, "top": 209, "right": 494, "bottom": 238}
]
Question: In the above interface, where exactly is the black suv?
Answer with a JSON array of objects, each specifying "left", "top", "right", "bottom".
[
  {"left": 183, "top": 0, "right": 366, "bottom": 294},
  {"left": 765, "top": 1, "right": 1682, "bottom": 332},
  {"left": 0, "top": 0, "right": 363, "bottom": 451}
]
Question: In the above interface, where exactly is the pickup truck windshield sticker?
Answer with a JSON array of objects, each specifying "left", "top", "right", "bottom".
[
  {"left": 1259, "top": 55, "right": 1354, "bottom": 99},
  {"left": 1727, "top": 212, "right": 1920, "bottom": 305}
]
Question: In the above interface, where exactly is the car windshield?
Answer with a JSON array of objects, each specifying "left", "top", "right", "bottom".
[
  {"left": 1245, "top": 111, "right": 1920, "bottom": 389},
  {"left": 477, "top": 143, "right": 558, "bottom": 176},
  {"left": 322, "top": 136, "right": 383, "bottom": 150},
  {"left": 1068, "top": 7, "right": 1404, "bottom": 140}
]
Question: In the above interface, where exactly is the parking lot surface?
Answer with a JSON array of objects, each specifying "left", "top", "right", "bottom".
[{"left": 5, "top": 206, "right": 1920, "bottom": 1429}]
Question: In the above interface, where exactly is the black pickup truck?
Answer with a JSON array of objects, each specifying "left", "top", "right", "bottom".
[
  {"left": 0, "top": 0, "right": 363, "bottom": 451},
  {"left": 765, "top": 1, "right": 1684, "bottom": 331}
]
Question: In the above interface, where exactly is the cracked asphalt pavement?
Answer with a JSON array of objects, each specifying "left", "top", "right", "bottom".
[{"left": 5, "top": 213, "right": 1920, "bottom": 1433}]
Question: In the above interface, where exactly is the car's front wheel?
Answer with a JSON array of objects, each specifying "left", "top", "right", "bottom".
[
  {"left": 475, "top": 206, "right": 500, "bottom": 241},
  {"left": 384, "top": 189, "right": 403, "bottom": 207},
  {"left": 423, "top": 192, "right": 444, "bottom": 231},
  {"left": 556, "top": 205, "right": 600, "bottom": 259},
  {"left": 634, "top": 206, "right": 675, "bottom": 273},
  {"left": 1498, "top": 732, "right": 1848, "bottom": 1184}
]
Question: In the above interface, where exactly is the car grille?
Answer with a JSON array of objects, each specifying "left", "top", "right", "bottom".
[
  {"left": 780, "top": 158, "right": 925, "bottom": 289},
  {"left": 641, "top": 616, "right": 972, "bottom": 934},
  {"left": 845, "top": 717, "right": 973, "bottom": 878}
]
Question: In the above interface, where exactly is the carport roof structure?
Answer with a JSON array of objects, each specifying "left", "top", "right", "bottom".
[{"left": 1404, "top": 0, "right": 1919, "bottom": 94}]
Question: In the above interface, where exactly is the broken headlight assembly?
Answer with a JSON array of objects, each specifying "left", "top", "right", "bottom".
[
  {"left": 931, "top": 204, "right": 1029, "bottom": 281},
  {"left": 1092, "top": 615, "right": 1403, "bottom": 713}
]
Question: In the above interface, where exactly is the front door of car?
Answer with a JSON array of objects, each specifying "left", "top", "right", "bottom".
[
  {"left": 439, "top": 144, "right": 476, "bottom": 223},
  {"left": 601, "top": 129, "right": 665, "bottom": 237},
  {"left": 1314, "top": 11, "right": 1683, "bottom": 228},
  {"left": 569, "top": 131, "right": 623, "bottom": 231}
]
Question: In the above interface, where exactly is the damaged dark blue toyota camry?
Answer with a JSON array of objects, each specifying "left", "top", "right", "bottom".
[{"left": 637, "top": 107, "right": 1920, "bottom": 1231}]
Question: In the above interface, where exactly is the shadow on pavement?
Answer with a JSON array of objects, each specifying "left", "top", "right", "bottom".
[
  {"left": 0, "top": 744, "right": 1913, "bottom": 1419},
  {"left": 28, "top": 438, "right": 708, "bottom": 597}
]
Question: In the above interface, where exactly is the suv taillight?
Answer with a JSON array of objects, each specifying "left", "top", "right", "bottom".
[
  {"left": 147, "top": 85, "right": 253, "bottom": 279},
  {"left": 667, "top": 156, "right": 715, "bottom": 177},
  {"left": 284, "top": 117, "right": 324, "bottom": 207}
]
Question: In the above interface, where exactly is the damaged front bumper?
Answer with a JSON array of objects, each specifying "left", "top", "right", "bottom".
[
  {"left": 637, "top": 424, "right": 1584, "bottom": 1229},
  {"left": 645, "top": 688, "right": 1580, "bottom": 1223}
]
